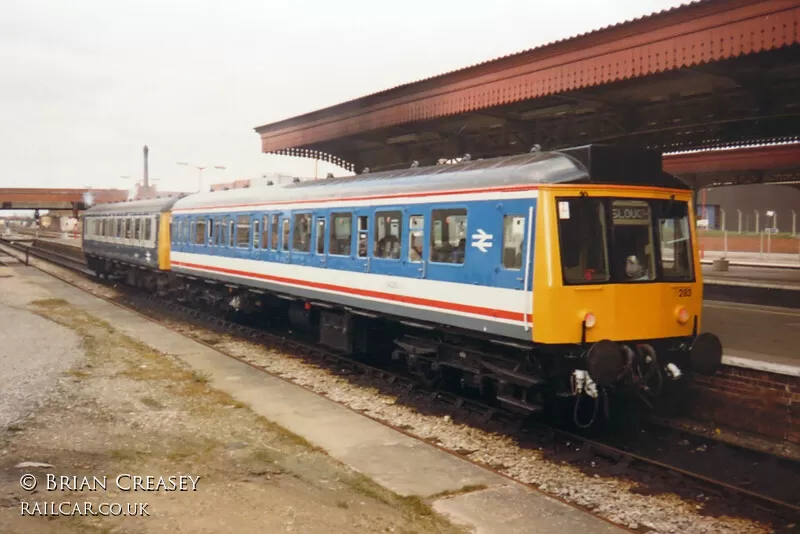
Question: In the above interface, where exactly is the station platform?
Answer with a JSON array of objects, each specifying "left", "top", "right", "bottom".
[
  {"left": 702, "top": 264, "right": 800, "bottom": 290},
  {"left": 704, "top": 300, "right": 800, "bottom": 376},
  {"left": 701, "top": 250, "right": 800, "bottom": 269},
  {"left": 7, "top": 261, "right": 626, "bottom": 534}
]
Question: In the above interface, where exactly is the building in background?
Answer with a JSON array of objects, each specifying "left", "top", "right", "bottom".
[
  {"left": 700, "top": 183, "right": 800, "bottom": 234},
  {"left": 210, "top": 172, "right": 312, "bottom": 191}
]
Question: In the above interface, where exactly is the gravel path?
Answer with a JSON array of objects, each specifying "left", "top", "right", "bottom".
[{"left": 0, "top": 268, "right": 84, "bottom": 429}]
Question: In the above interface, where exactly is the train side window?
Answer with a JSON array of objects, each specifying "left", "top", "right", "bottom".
[
  {"left": 215, "top": 219, "right": 222, "bottom": 246},
  {"left": 270, "top": 215, "right": 279, "bottom": 251},
  {"left": 195, "top": 219, "right": 206, "bottom": 245},
  {"left": 430, "top": 209, "right": 467, "bottom": 264},
  {"left": 502, "top": 215, "right": 525, "bottom": 270},
  {"left": 408, "top": 215, "right": 424, "bottom": 262},
  {"left": 236, "top": 215, "right": 250, "bottom": 248},
  {"left": 282, "top": 218, "right": 290, "bottom": 251},
  {"left": 374, "top": 211, "right": 401, "bottom": 259},
  {"left": 207, "top": 218, "right": 214, "bottom": 245},
  {"left": 126, "top": 218, "right": 133, "bottom": 240},
  {"left": 357, "top": 216, "right": 368, "bottom": 258},
  {"left": 253, "top": 218, "right": 260, "bottom": 249},
  {"left": 228, "top": 219, "right": 235, "bottom": 247},
  {"left": 134, "top": 218, "right": 141, "bottom": 241},
  {"left": 262, "top": 215, "right": 269, "bottom": 249},
  {"left": 329, "top": 213, "right": 352, "bottom": 256},
  {"left": 144, "top": 218, "right": 152, "bottom": 242},
  {"left": 292, "top": 213, "right": 311, "bottom": 252},
  {"left": 316, "top": 217, "right": 325, "bottom": 254}
]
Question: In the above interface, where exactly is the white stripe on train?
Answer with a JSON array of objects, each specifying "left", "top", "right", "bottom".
[{"left": 170, "top": 251, "right": 532, "bottom": 326}]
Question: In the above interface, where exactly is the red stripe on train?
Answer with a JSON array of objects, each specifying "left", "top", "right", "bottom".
[{"left": 171, "top": 260, "right": 527, "bottom": 322}]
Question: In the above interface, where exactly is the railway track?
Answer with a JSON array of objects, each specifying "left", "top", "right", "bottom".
[{"left": 2, "top": 238, "right": 798, "bottom": 530}]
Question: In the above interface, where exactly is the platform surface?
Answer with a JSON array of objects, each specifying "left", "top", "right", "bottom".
[
  {"left": 703, "top": 264, "right": 800, "bottom": 289},
  {"left": 703, "top": 300, "right": 800, "bottom": 373},
  {"left": 11, "top": 263, "right": 626, "bottom": 534}
]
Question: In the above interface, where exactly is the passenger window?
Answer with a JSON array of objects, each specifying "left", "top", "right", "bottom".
[
  {"left": 236, "top": 215, "right": 250, "bottom": 248},
  {"left": 207, "top": 218, "right": 214, "bottom": 245},
  {"left": 329, "top": 213, "right": 352, "bottom": 256},
  {"left": 228, "top": 219, "right": 235, "bottom": 247},
  {"left": 215, "top": 220, "right": 222, "bottom": 246},
  {"left": 253, "top": 218, "right": 260, "bottom": 249},
  {"left": 316, "top": 218, "right": 325, "bottom": 255},
  {"left": 374, "top": 211, "right": 401, "bottom": 259},
  {"left": 195, "top": 219, "right": 206, "bottom": 245},
  {"left": 292, "top": 213, "right": 311, "bottom": 252},
  {"left": 271, "top": 215, "right": 279, "bottom": 251},
  {"left": 502, "top": 215, "right": 525, "bottom": 270},
  {"left": 144, "top": 218, "right": 152, "bottom": 242},
  {"left": 357, "top": 216, "right": 368, "bottom": 258},
  {"left": 408, "top": 215, "right": 424, "bottom": 263},
  {"left": 430, "top": 209, "right": 467, "bottom": 264},
  {"left": 282, "top": 218, "right": 290, "bottom": 251},
  {"left": 134, "top": 218, "right": 141, "bottom": 240},
  {"left": 262, "top": 215, "right": 269, "bottom": 249}
]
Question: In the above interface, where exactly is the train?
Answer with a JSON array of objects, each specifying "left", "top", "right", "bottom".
[{"left": 81, "top": 144, "right": 723, "bottom": 426}]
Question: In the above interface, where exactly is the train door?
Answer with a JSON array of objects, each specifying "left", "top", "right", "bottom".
[
  {"left": 308, "top": 214, "right": 327, "bottom": 268},
  {"left": 492, "top": 200, "right": 535, "bottom": 291},
  {"left": 278, "top": 212, "right": 291, "bottom": 264},
  {"left": 404, "top": 211, "right": 428, "bottom": 279},
  {"left": 249, "top": 213, "right": 261, "bottom": 261},
  {"left": 352, "top": 209, "right": 372, "bottom": 273}
]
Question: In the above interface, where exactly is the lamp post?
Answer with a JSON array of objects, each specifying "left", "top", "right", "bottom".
[{"left": 177, "top": 162, "right": 225, "bottom": 192}]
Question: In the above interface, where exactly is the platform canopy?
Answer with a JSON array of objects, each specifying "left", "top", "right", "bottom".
[{"left": 254, "top": 0, "right": 800, "bottom": 179}]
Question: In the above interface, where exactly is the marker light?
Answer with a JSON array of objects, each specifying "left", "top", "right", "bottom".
[
  {"left": 583, "top": 312, "right": 597, "bottom": 329},
  {"left": 676, "top": 307, "right": 690, "bottom": 324}
]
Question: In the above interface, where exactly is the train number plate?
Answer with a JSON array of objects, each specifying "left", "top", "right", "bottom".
[{"left": 676, "top": 287, "right": 692, "bottom": 298}]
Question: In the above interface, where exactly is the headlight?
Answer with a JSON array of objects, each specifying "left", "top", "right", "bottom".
[
  {"left": 583, "top": 312, "right": 597, "bottom": 329},
  {"left": 676, "top": 306, "right": 690, "bottom": 324}
]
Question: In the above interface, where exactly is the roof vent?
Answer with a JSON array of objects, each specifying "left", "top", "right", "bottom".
[
  {"left": 326, "top": 172, "right": 334, "bottom": 179},
  {"left": 293, "top": 177, "right": 300, "bottom": 183},
  {"left": 362, "top": 167, "right": 370, "bottom": 174},
  {"left": 267, "top": 180, "right": 274, "bottom": 186},
  {"left": 410, "top": 160, "right": 419, "bottom": 168},
  {"left": 530, "top": 144, "right": 542, "bottom": 153},
  {"left": 462, "top": 153, "right": 471, "bottom": 162}
]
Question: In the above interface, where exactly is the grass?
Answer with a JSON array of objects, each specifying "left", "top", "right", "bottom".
[{"left": 429, "top": 484, "right": 489, "bottom": 500}]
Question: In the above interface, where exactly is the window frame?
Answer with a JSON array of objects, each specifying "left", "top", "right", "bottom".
[
  {"left": 328, "top": 212, "right": 353, "bottom": 257},
  {"left": 429, "top": 207, "right": 468, "bottom": 266}
]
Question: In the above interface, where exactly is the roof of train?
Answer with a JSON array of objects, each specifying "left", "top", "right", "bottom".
[
  {"left": 172, "top": 145, "right": 689, "bottom": 212},
  {"left": 84, "top": 195, "right": 183, "bottom": 215}
]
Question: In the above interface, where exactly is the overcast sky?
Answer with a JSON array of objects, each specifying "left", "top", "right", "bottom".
[{"left": 1, "top": 0, "right": 687, "bottom": 194}]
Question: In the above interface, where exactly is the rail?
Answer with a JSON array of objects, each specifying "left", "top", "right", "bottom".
[{"left": 1, "top": 238, "right": 797, "bottom": 527}]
